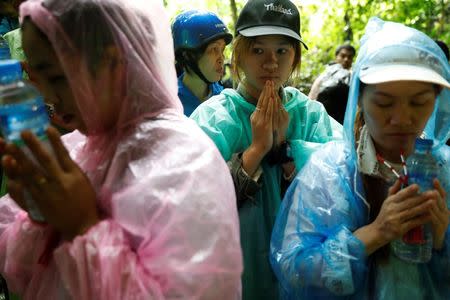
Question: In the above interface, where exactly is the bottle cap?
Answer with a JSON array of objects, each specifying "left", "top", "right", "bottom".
[{"left": 0, "top": 60, "right": 22, "bottom": 82}]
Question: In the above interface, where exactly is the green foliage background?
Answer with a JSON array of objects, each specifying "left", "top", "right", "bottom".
[{"left": 166, "top": 0, "right": 449, "bottom": 93}]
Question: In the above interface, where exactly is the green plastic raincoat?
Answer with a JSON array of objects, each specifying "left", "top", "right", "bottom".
[{"left": 191, "top": 87, "right": 342, "bottom": 300}]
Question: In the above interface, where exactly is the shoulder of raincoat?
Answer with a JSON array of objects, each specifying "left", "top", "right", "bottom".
[{"left": 191, "top": 86, "right": 342, "bottom": 300}]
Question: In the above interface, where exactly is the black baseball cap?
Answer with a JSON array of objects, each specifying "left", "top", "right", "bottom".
[{"left": 235, "top": 0, "right": 308, "bottom": 49}]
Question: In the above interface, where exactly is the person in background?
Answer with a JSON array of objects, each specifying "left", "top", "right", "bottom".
[
  {"left": 315, "top": 62, "right": 351, "bottom": 124},
  {"left": 0, "top": 0, "right": 242, "bottom": 299},
  {"left": 308, "top": 43, "right": 355, "bottom": 100},
  {"left": 172, "top": 10, "right": 232, "bottom": 116},
  {"left": 271, "top": 17, "right": 450, "bottom": 299},
  {"left": 191, "top": 0, "right": 342, "bottom": 299},
  {"left": 335, "top": 43, "right": 356, "bottom": 70}
]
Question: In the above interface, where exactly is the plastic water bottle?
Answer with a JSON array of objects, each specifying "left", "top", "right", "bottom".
[
  {"left": 0, "top": 60, "right": 50, "bottom": 222},
  {"left": 0, "top": 36, "right": 10, "bottom": 60},
  {"left": 392, "top": 138, "right": 437, "bottom": 263}
]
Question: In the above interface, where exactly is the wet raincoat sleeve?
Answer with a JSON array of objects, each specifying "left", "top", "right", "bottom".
[
  {"left": 0, "top": 199, "right": 53, "bottom": 292},
  {"left": 427, "top": 147, "right": 450, "bottom": 289},
  {"left": 190, "top": 97, "right": 243, "bottom": 161},
  {"left": 270, "top": 143, "right": 368, "bottom": 298},
  {"left": 227, "top": 152, "right": 262, "bottom": 206},
  {"left": 428, "top": 230, "right": 450, "bottom": 292}
]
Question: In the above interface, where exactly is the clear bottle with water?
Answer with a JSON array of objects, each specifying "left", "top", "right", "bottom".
[
  {"left": 0, "top": 60, "right": 50, "bottom": 222},
  {"left": 392, "top": 138, "right": 437, "bottom": 263},
  {"left": 0, "top": 36, "right": 11, "bottom": 60}
]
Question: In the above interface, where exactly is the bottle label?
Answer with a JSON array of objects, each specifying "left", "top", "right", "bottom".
[
  {"left": 403, "top": 225, "right": 425, "bottom": 244},
  {"left": 0, "top": 102, "right": 49, "bottom": 143}
]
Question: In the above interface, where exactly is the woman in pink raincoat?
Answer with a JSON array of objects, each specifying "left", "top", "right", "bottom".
[{"left": 0, "top": 0, "right": 243, "bottom": 299}]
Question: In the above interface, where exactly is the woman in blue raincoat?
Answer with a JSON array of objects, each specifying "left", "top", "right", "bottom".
[
  {"left": 270, "top": 17, "right": 450, "bottom": 299},
  {"left": 191, "top": 1, "right": 342, "bottom": 299}
]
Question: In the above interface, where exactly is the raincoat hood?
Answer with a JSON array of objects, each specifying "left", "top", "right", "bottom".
[
  {"left": 20, "top": 0, "right": 183, "bottom": 171},
  {"left": 344, "top": 17, "right": 450, "bottom": 152}
]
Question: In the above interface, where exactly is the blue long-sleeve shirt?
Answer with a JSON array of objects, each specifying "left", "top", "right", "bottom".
[{"left": 177, "top": 73, "right": 223, "bottom": 116}]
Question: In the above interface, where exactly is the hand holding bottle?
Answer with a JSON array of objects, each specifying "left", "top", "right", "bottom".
[
  {"left": 1, "top": 127, "right": 99, "bottom": 240},
  {"left": 374, "top": 181, "right": 433, "bottom": 242},
  {"left": 354, "top": 180, "right": 434, "bottom": 255}
]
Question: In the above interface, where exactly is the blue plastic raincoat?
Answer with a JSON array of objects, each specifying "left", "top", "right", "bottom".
[
  {"left": 270, "top": 18, "right": 450, "bottom": 300},
  {"left": 191, "top": 87, "right": 342, "bottom": 300}
]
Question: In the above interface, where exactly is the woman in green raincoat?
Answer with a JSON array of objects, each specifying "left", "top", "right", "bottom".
[{"left": 190, "top": 1, "right": 342, "bottom": 299}]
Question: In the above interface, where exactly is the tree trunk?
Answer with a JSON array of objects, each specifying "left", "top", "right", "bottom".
[
  {"left": 229, "top": 0, "right": 238, "bottom": 26},
  {"left": 343, "top": 0, "right": 353, "bottom": 42},
  {"left": 438, "top": 0, "right": 449, "bottom": 36}
]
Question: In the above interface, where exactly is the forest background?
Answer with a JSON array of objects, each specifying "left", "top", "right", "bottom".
[{"left": 164, "top": 0, "right": 449, "bottom": 93}]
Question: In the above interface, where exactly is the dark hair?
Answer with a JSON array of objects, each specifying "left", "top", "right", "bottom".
[
  {"left": 317, "top": 82, "right": 349, "bottom": 124},
  {"left": 435, "top": 40, "right": 449, "bottom": 61},
  {"left": 335, "top": 44, "right": 356, "bottom": 57},
  {"left": 175, "top": 44, "right": 208, "bottom": 75}
]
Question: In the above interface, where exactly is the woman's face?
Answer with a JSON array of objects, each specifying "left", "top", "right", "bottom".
[
  {"left": 361, "top": 81, "right": 437, "bottom": 162},
  {"left": 240, "top": 35, "right": 296, "bottom": 99},
  {"left": 198, "top": 38, "right": 226, "bottom": 83},
  {"left": 22, "top": 20, "right": 86, "bottom": 132},
  {"left": 22, "top": 20, "right": 120, "bottom": 134}
]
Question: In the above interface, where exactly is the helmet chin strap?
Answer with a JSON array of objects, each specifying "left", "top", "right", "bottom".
[{"left": 185, "top": 59, "right": 213, "bottom": 85}]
